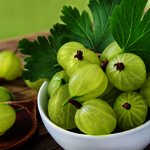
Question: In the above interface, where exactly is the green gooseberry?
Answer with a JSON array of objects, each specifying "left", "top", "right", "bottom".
[
  {"left": 66, "top": 49, "right": 100, "bottom": 77},
  {"left": 48, "top": 84, "right": 76, "bottom": 130},
  {"left": 48, "top": 70, "right": 69, "bottom": 96},
  {"left": 97, "top": 81, "right": 122, "bottom": 107},
  {"left": 57, "top": 42, "right": 85, "bottom": 69},
  {"left": 0, "top": 86, "right": 15, "bottom": 102},
  {"left": 69, "top": 63, "right": 108, "bottom": 101},
  {"left": 0, "top": 102, "right": 16, "bottom": 135},
  {"left": 25, "top": 78, "right": 46, "bottom": 91},
  {"left": 68, "top": 98, "right": 117, "bottom": 135},
  {"left": 106, "top": 53, "right": 146, "bottom": 91},
  {"left": 0, "top": 50, "right": 22, "bottom": 81},
  {"left": 113, "top": 91, "right": 148, "bottom": 131},
  {"left": 140, "top": 76, "right": 150, "bottom": 107}
]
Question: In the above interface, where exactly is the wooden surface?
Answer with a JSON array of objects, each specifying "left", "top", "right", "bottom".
[{"left": 0, "top": 31, "right": 150, "bottom": 150}]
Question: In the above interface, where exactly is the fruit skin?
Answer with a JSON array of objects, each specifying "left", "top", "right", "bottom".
[
  {"left": 25, "top": 78, "right": 46, "bottom": 91},
  {"left": 0, "top": 86, "right": 15, "bottom": 102},
  {"left": 106, "top": 53, "right": 146, "bottom": 91},
  {"left": 75, "top": 99, "right": 117, "bottom": 135},
  {"left": 100, "top": 42, "right": 122, "bottom": 63},
  {"left": 69, "top": 64, "right": 108, "bottom": 101},
  {"left": 57, "top": 42, "right": 85, "bottom": 69},
  {"left": 97, "top": 81, "right": 122, "bottom": 107},
  {"left": 113, "top": 91, "right": 148, "bottom": 131},
  {"left": 66, "top": 58, "right": 90, "bottom": 77},
  {"left": 140, "top": 76, "right": 150, "bottom": 107},
  {"left": 48, "top": 70, "right": 69, "bottom": 96},
  {"left": 0, "top": 102, "right": 16, "bottom": 135},
  {"left": 48, "top": 84, "right": 76, "bottom": 130},
  {"left": 0, "top": 50, "right": 22, "bottom": 81},
  {"left": 66, "top": 49, "right": 100, "bottom": 77}
]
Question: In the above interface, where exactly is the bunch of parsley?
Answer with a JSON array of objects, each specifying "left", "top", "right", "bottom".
[{"left": 19, "top": 0, "right": 150, "bottom": 82}]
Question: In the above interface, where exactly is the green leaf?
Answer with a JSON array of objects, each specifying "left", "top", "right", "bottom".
[
  {"left": 19, "top": 36, "right": 62, "bottom": 82},
  {"left": 60, "top": 6, "right": 94, "bottom": 49},
  {"left": 88, "top": 0, "right": 122, "bottom": 52},
  {"left": 48, "top": 23, "right": 73, "bottom": 52},
  {"left": 60, "top": 0, "right": 122, "bottom": 52},
  {"left": 110, "top": 0, "right": 150, "bottom": 72},
  {"left": 19, "top": 0, "right": 122, "bottom": 81}
]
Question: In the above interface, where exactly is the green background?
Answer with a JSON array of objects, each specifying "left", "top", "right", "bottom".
[
  {"left": 0, "top": 0, "right": 150, "bottom": 41},
  {"left": 0, "top": 0, "right": 89, "bottom": 41}
]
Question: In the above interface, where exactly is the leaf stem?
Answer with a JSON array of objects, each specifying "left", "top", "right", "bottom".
[
  {"left": 15, "top": 107, "right": 24, "bottom": 113},
  {"left": 68, "top": 98, "right": 82, "bottom": 109},
  {"left": 53, "top": 64, "right": 60, "bottom": 67},
  {"left": 13, "top": 49, "right": 18, "bottom": 54},
  {"left": 62, "top": 99, "right": 68, "bottom": 107}
]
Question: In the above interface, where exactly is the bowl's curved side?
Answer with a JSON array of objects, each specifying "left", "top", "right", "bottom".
[{"left": 38, "top": 81, "right": 150, "bottom": 150}]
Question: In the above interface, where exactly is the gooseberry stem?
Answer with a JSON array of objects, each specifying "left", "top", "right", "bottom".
[
  {"left": 74, "top": 50, "right": 83, "bottom": 60},
  {"left": 122, "top": 102, "right": 131, "bottom": 110},
  {"left": 53, "top": 64, "right": 60, "bottom": 67},
  {"left": 15, "top": 107, "right": 24, "bottom": 113},
  {"left": 114, "top": 62, "right": 125, "bottom": 72},
  {"left": 68, "top": 98, "right": 82, "bottom": 109},
  {"left": 100, "top": 58, "right": 109, "bottom": 71},
  {"left": 88, "top": 48, "right": 94, "bottom": 51},
  {"left": 96, "top": 53, "right": 101, "bottom": 57}
]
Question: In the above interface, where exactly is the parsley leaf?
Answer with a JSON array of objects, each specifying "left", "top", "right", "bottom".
[
  {"left": 61, "top": 0, "right": 122, "bottom": 52},
  {"left": 19, "top": 36, "right": 62, "bottom": 82},
  {"left": 19, "top": 0, "right": 122, "bottom": 82},
  {"left": 110, "top": 0, "right": 150, "bottom": 72},
  {"left": 48, "top": 23, "right": 73, "bottom": 52}
]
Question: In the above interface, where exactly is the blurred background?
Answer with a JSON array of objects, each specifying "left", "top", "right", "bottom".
[
  {"left": 0, "top": 0, "right": 90, "bottom": 41},
  {"left": 0, "top": 0, "right": 150, "bottom": 41}
]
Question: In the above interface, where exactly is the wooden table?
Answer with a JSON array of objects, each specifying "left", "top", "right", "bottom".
[{"left": 0, "top": 32, "right": 150, "bottom": 150}]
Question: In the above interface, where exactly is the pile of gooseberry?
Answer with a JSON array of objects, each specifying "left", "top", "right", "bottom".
[{"left": 47, "top": 41, "right": 149, "bottom": 135}]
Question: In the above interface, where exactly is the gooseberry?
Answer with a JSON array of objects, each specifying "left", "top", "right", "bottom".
[
  {"left": 0, "top": 87, "right": 15, "bottom": 102},
  {"left": 0, "top": 102, "right": 16, "bottom": 135},
  {"left": 0, "top": 50, "right": 22, "bottom": 82},
  {"left": 97, "top": 81, "right": 122, "bottom": 107},
  {"left": 140, "top": 76, "right": 150, "bottom": 107},
  {"left": 106, "top": 53, "right": 146, "bottom": 91},
  {"left": 68, "top": 98, "right": 117, "bottom": 135},
  {"left": 113, "top": 91, "right": 148, "bottom": 131},
  {"left": 25, "top": 78, "right": 46, "bottom": 91},
  {"left": 57, "top": 42, "right": 85, "bottom": 69},
  {"left": 48, "top": 84, "right": 76, "bottom": 129},
  {"left": 66, "top": 49, "right": 100, "bottom": 77},
  {"left": 69, "top": 63, "right": 108, "bottom": 101},
  {"left": 48, "top": 70, "right": 69, "bottom": 96}
]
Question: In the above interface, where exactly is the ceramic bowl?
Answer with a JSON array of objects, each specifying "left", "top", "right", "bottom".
[{"left": 37, "top": 81, "right": 150, "bottom": 150}]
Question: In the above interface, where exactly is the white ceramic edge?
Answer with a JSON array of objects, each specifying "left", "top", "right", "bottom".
[
  {"left": 38, "top": 81, "right": 150, "bottom": 138},
  {"left": 37, "top": 81, "right": 150, "bottom": 150}
]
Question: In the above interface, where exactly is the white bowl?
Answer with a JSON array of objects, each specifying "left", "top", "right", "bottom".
[{"left": 38, "top": 81, "right": 150, "bottom": 150}]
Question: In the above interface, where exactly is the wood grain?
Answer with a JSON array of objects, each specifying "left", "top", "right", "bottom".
[{"left": 0, "top": 31, "right": 150, "bottom": 150}]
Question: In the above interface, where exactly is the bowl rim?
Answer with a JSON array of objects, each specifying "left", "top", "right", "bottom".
[{"left": 38, "top": 81, "right": 150, "bottom": 139}]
